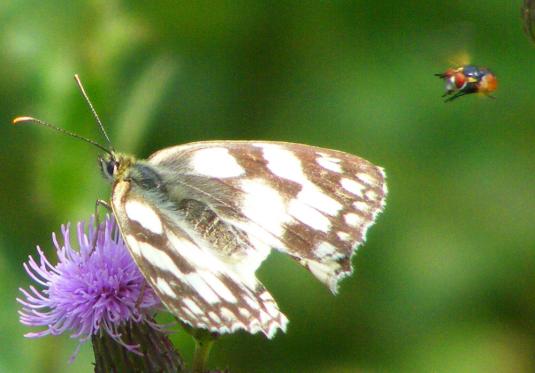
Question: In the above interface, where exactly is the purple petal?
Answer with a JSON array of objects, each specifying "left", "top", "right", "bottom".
[{"left": 17, "top": 215, "right": 162, "bottom": 361}]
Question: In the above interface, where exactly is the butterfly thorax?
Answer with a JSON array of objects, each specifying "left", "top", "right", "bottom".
[{"left": 103, "top": 152, "right": 173, "bottom": 200}]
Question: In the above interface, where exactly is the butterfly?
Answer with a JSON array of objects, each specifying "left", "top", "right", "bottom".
[{"left": 14, "top": 75, "right": 387, "bottom": 339}]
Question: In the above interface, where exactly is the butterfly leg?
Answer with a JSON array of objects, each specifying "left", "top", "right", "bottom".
[
  {"left": 135, "top": 282, "right": 147, "bottom": 308},
  {"left": 90, "top": 199, "right": 112, "bottom": 252},
  {"left": 95, "top": 199, "right": 112, "bottom": 213}
]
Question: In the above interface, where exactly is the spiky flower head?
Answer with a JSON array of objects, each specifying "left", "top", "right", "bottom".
[{"left": 18, "top": 215, "right": 161, "bottom": 360}]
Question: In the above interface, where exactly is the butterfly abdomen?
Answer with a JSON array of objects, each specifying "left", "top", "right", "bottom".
[{"left": 178, "top": 198, "right": 252, "bottom": 258}]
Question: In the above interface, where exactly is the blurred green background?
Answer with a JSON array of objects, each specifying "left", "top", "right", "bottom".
[{"left": 1, "top": 1, "right": 534, "bottom": 372}]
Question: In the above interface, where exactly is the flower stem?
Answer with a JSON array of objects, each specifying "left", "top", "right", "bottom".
[
  {"left": 92, "top": 317, "right": 185, "bottom": 373},
  {"left": 192, "top": 336, "right": 215, "bottom": 373}
]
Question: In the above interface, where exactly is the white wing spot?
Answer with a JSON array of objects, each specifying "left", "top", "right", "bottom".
[
  {"left": 344, "top": 213, "right": 363, "bottom": 228},
  {"left": 365, "top": 189, "right": 378, "bottom": 201},
  {"left": 314, "top": 242, "right": 338, "bottom": 259},
  {"left": 261, "top": 145, "right": 305, "bottom": 183},
  {"left": 288, "top": 199, "right": 331, "bottom": 232},
  {"left": 181, "top": 307, "right": 196, "bottom": 320},
  {"left": 199, "top": 271, "right": 237, "bottom": 303},
  {"left": 244, "top": 295, "right": 261, "bottom": 310},
  {"left": 302, "top": 259, "right": 340, "bottom": 292},
  {"left": 209, "top": 312, "right": 221, "bottom": 323},
  {"left": 341, "top": 178, "right": 365, "bottom": 198},
  {"left": 337, "top": 231, "right": 352, "bottom": 241},
  {"left": 136, "top": 241, "right": 184, "bottom": 278},
  {"left": 156, "top": 278, "right": 176, "bottom": 298},
  {"left": 261, "top": 144, "right": 342, "bottom": 216},
  {"left": 316, "top": 156, "right": 342, "bottom": 173},
  {"left": 353, "top": 201, "right": 370, "bottom": 212},
  {"left": 185, "top": 273, "right": 220, "bottom": 304},
  {"left": 249, "top": 320, "right": 262, "bottom": 334},
  {"left": 357, "top": 172, "right": 376, "bottom": 185},
  {"left": 259, "top": 310, "right": 271, "bottom": 324},
  {"left": 183, "top": 298, "right": 203, "bottom": 315},
  {"left": 168, "top": 231, "right": 226, "bottom": 273},
  {"left": 125, "top": 200, "right": 163, "bottom": 234},
  {"left": 125, "top": 235, "right": 141, "bottom": 256},
  {"left": 296, "top": 185, "right": 342, "bottom": 216},
  {"left": 220, "top": 307, "right": 236, "bottom": 322},
  {"left": 240, "top": 179, "right": 289, "bottom": 237},
  {"left": 264, "top": 302, "right": 280, "bottom": 318},
  {"left": 190, "top": 147, "right": 245, "bottom": 178},
  {"left": 239, "top": 307, "right": 251, "bottom": 317}
]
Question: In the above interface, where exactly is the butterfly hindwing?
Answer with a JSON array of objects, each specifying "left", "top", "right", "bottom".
[{"left": 111, "top": 178, "right": 288, "bottom": 337}]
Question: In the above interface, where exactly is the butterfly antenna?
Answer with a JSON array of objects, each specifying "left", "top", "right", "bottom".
[
  {"left": 74, "top": 74, "right": 114, "bottom": 151},
  {"left": 12, "top": 116, "right": 112, "bottom": 155}
]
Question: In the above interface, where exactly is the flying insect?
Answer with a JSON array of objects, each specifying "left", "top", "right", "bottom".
[{"left": 435, "top": 65, "right": 497, "bottom": 102}]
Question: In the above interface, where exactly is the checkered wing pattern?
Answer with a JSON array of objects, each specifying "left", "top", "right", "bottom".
[{"left": 111, "top": 141, "right": 386, "bottom": 337}]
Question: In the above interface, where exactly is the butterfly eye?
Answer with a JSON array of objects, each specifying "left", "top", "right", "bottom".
[
  {"left": 106, "top": 161, "right": 116, "bottom": 176},
  {"left": 99, "top": 155, "right": 117, "bottom": 181}
]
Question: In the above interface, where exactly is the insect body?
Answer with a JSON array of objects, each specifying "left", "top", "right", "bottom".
[{"left": 435, "top": 65, "right": 497, "bottom": 102}]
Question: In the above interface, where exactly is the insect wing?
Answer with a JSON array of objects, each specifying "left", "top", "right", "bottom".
[
  {"left": 112, "top": 141, "right": 386, "bottom": 336},
  {"left": 110, "top": 174, "right": 289, "bottom": 337},
  {"left": 149, "top": 141, "right": 387, "bottom": 293}
]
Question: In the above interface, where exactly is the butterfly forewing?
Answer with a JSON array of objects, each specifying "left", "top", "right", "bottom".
[
  {"left": 149, "top": 141, "right": 387, "bottom": 292},
  {"left": 112, "top": 141, "right": 386, "bottom": 337}
]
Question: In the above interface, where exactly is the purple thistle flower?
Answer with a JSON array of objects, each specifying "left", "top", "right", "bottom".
[{"left": 17, "top": 215, "right": 162, "bottom": 361}]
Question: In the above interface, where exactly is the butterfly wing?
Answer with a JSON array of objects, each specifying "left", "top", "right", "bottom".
[
  {"left": 111, "top": 141, "right": 386, "bottom": 337},
  {"left": 148, "top": 141, "right": 387, "bottom": 293},
  {"left": 111, "top": 168, "right": 288, "bottom": 337}
]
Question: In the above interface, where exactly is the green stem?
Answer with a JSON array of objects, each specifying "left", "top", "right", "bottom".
[{"left": 192, "top": 336, "right": 215, "bottom": 373}]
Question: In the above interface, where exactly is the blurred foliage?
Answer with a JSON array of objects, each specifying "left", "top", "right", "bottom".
[{"left": 1, "top": 1, "right": 535, "bottom": 372}]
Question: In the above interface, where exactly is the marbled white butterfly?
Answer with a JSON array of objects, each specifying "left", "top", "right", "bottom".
[{"left": 14, "top": 75, "right": 387, "bottom": 339}]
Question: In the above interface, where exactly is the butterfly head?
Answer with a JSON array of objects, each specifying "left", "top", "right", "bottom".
[{"left": 98, "top": 152, "right": 135, "bottom": 182}]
